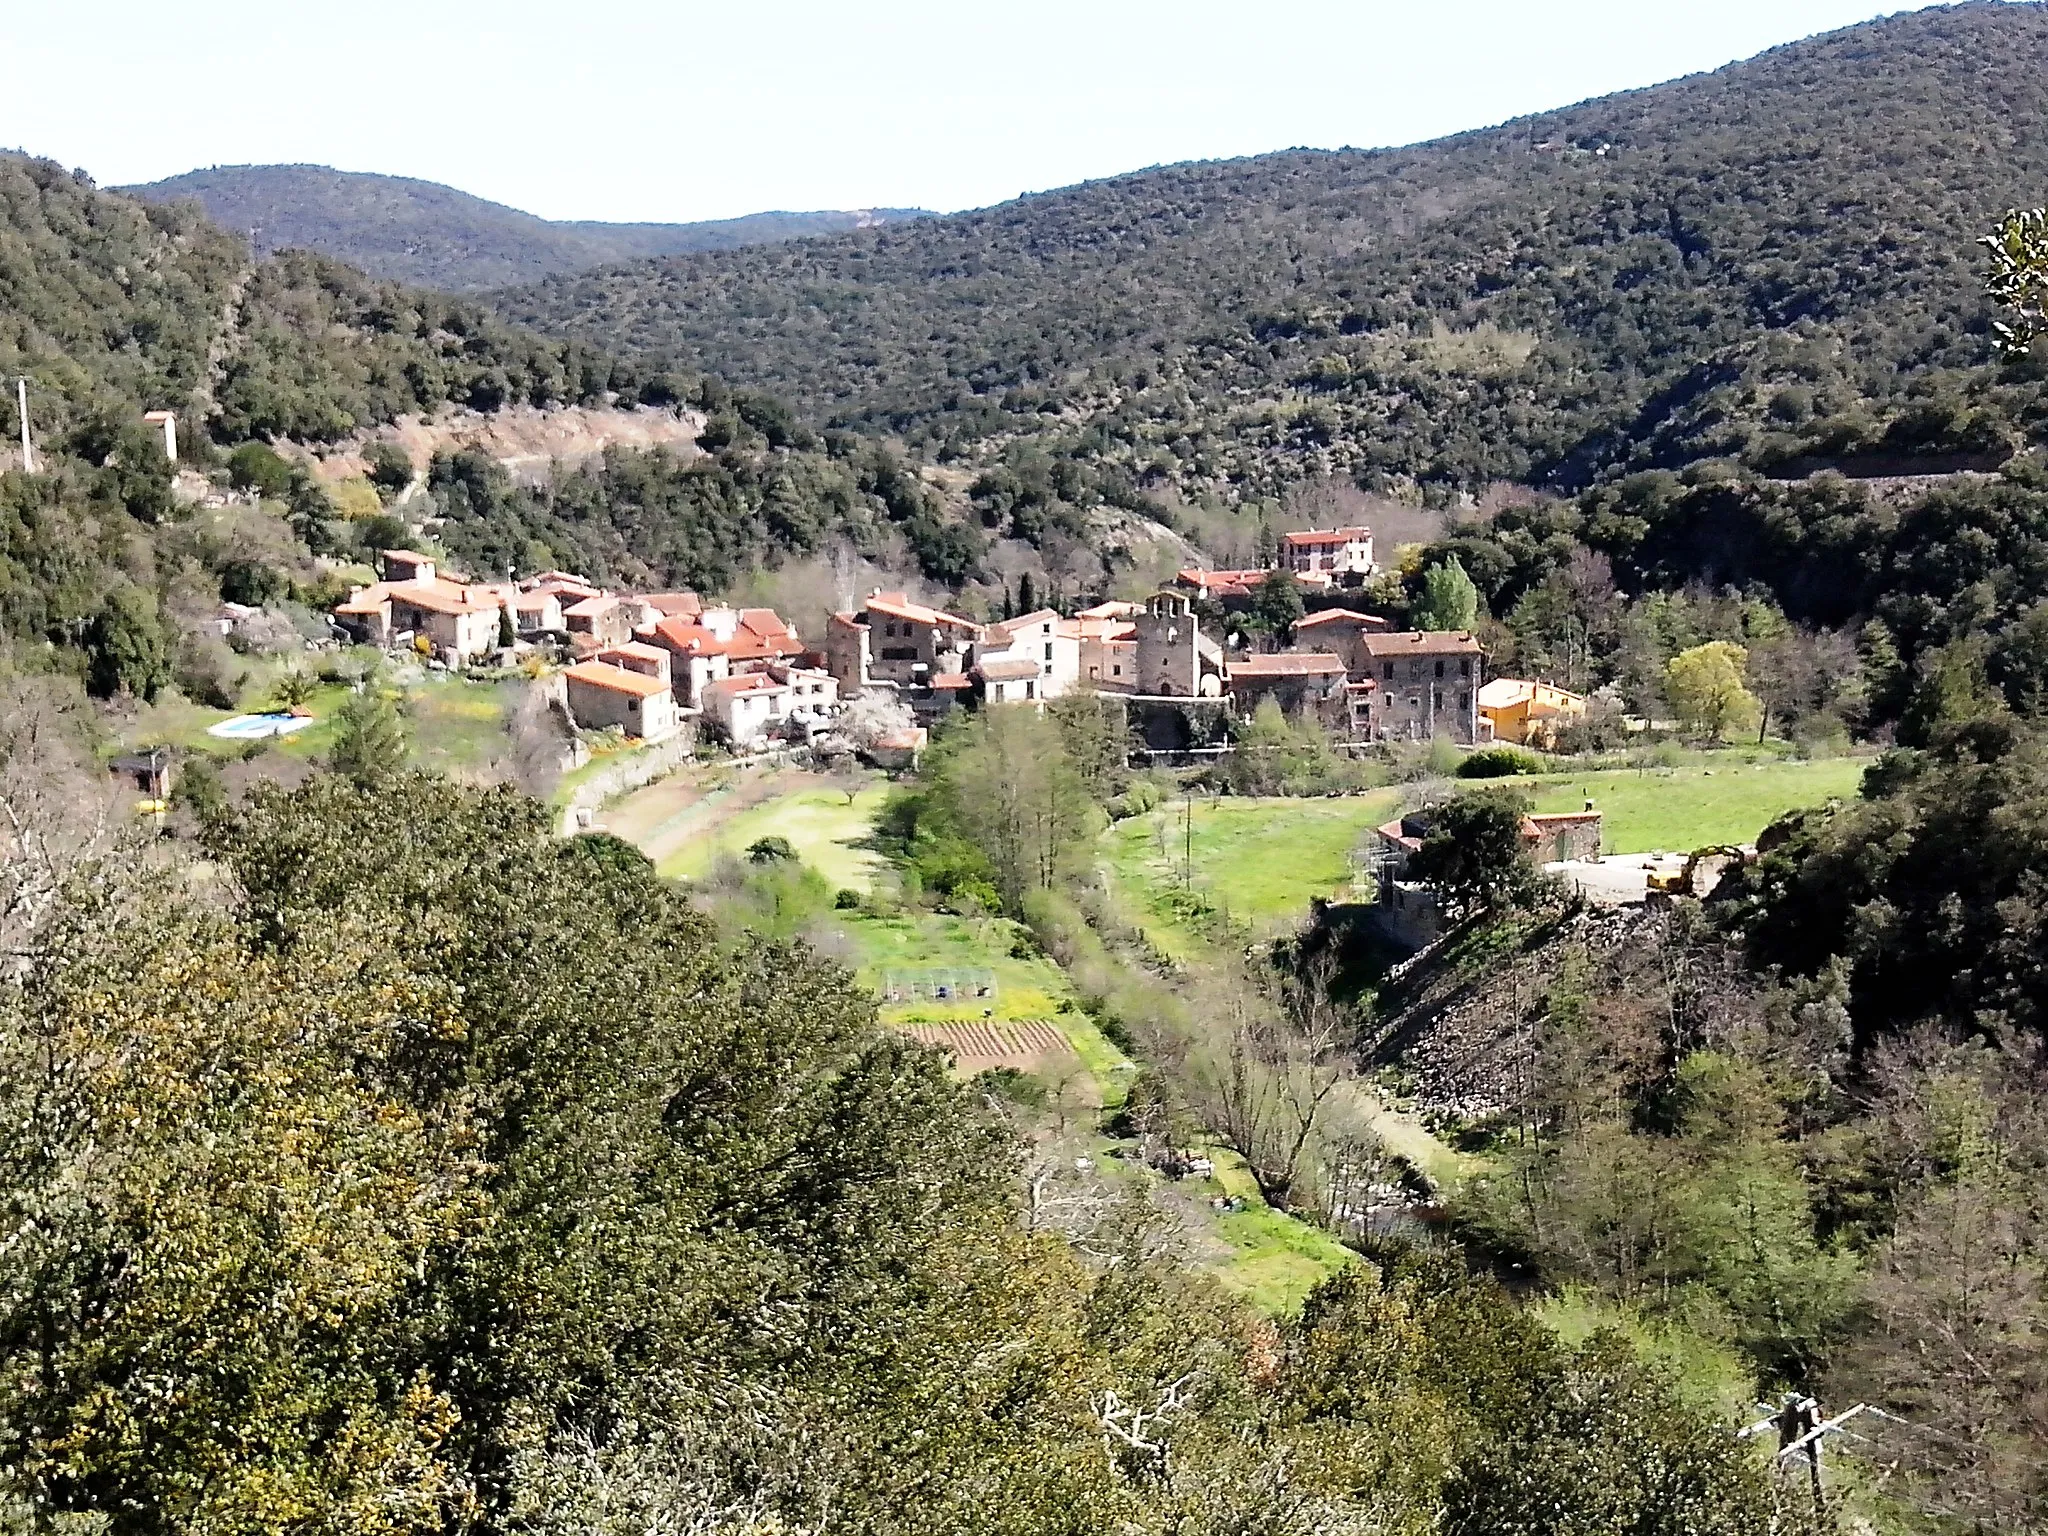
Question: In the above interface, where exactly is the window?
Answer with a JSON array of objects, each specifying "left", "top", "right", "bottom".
[
  {"left": 1043, "top": 643, "right": 1053, "bottom": 661},
  {"left": 1112, "top": 664, "right": 1123, "bottom": 677},
  {"left": 1382, "top": 662, "right": 1394, "bottom": 680},
  {"left": 1025, "top": 681, "right": 1036, "bottom": 700},
  {"left": 880, "top": 646, "right": 917, "bottom": 661},
  {"left": 1460, "top": 658, "right": 1471, "bottom": 677},
  {"left": 1458, "top": 692, "right": 1470, "bottom": 710},
  {"left": 1434, "top": 659, "right": 1445, "bottom": 679}
]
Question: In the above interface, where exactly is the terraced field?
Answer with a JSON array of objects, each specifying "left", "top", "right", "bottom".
[{"left": 900, "top": 1018, "right": 1073, "bottom": 1074}]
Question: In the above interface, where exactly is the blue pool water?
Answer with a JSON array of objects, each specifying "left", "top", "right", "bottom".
[{"left": 206, "top": 713, "right": 315, "bottom": 741}]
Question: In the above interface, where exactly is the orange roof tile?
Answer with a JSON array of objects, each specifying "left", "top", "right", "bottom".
[
  {"left": 865, "top": 593, "right": 981, "bottom": 631},
  {"left": 1227, "top": 652, "right": 1349, "bottom": 678},
  {"left": 563, "top": 661, "right": 671, "bottom": 698},
  {"left": 388, "top": 583, "right": 498, "bottom": 617},
  {"left": 1358, "top": 630, "right": 1484, "bottom": 656},
  {"left": 1295, "top": 608, "right": 1391, "bottom": 630}
]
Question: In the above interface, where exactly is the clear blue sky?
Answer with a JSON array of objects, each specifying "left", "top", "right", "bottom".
[{"left": 6, "top": 0, "right": 1955, "bottom": 222}]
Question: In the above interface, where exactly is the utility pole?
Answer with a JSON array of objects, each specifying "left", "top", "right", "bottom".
[
  {"left": 1740, "top": 1393, "right": 1876, "bottom": 1521},
  {"left": 15, "top": 377, "right": 31, "bottom": 473}
]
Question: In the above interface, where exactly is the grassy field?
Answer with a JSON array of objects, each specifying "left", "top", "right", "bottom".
[
  {"left": 664, "top": 782, "right": 891, "bottom": 889},
  {"left": 1534, "top": 1287, "right": 1757, "bottom": 1417},
  {"left": 1521, "top": 755, "right": 1868, "bottom": 853},
  {"left": 1103, "top": 792, "right": 1404, "bottom": 945},
  {"left": 1102, "top": 756, "right": 1870, "bottom": 942},
  {"left": 1200, "top": 1148, "right": 1358, "bottom": 1314}
]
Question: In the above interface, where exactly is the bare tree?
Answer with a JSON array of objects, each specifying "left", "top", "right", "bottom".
[
  {"left": 0, "top": 674, "right": 129, "bottom": 967},
  {"left": 1184, "top": 952, "right": 1353, "bottom": 1209}
]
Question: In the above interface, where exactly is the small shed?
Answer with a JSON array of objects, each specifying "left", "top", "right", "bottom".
[{"left": 109, "top": 746, "right": 174, "bottom": 800}]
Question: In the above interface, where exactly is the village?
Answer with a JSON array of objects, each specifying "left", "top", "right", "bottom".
[{"left": 324, "top": 521, "right": 1586, "bottom": 761}]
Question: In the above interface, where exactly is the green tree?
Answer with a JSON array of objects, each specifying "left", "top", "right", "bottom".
[
  {"left": 1412, "top": 556, "right": 1480, "bottom": 632},
  {"left": 1406, "top": 792, "right": 1538, "bottom": 922},
  {"left": 1981, "top": 205, "right": 2048, "bottom": 355},
  {"left": 227, "top": 441, "right": 294, "bottom": 498},
  {"left": 1249, "top": 568, "right": 1305, "bottom": 638},
  {"left": 363, "top": 440, "right": 414, "bottom": 499},
  {"left": 925, "top": 707, "right": 1093, "bottom": 911},
  {"left": 1663, "top": 641, "right": 1762, "bottom": 740},
  {"left": 271, "top": 667, "right": 317, "bottom": 711},
  {"left": 85, "top": 584, "right": 170, "bottom": 700},
  {"left": 327, "top": 688, "right": 408, "bottom": 785}
]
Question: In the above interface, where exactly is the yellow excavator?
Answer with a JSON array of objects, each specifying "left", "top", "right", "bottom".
[{"left": 1646, "top": 844, "right": 1752, "bottom": 899}]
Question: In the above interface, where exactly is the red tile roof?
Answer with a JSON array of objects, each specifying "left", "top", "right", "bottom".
[
  {"left": 652, "top": 609, "right": 804, "bottom": 663},
  {"left": 1295, "top": 608, "right": 1391, "bottom": 631},
  {"left": 1282, "top": 527, "right": 1371, "bottom": 546},
  {"left": 703, "top": 672, "right": 785, "bottom": 701}
]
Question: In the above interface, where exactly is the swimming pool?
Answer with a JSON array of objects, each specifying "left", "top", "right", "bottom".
[{"left": 206, "top": 713, "right": 316, "bottom": 741}]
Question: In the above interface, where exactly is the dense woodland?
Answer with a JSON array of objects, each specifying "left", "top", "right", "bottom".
[
  {"left": 0, "top": 756, "right": 1812, "bottom": 1536},
  {"left": 124, "top": 165, "right": 931, "bottom": 292},
  {"left": 498, "top": 4, "right": 2048, "bottom": 503}
]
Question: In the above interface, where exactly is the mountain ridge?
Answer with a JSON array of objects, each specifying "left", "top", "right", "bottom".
[{"left": 120, "top": 163, "right": 931, "bottom": 292}]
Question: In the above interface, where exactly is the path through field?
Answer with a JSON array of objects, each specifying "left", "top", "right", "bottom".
[{"left": 601, "top": 765, "right": 888, "bottom": 888}]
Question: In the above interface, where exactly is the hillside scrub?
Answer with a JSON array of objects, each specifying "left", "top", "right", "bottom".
[
  {"left": 497, "top": 5, "right": 2048, "bottom": 506},
  {"left": 0, "top": 754, "right": 1813, "bottom": 1535}
]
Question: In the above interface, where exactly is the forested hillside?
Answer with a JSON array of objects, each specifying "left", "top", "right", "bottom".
[
  {"left": 0, "top": 152, "right": 980, "bottom": 702},
  {"left": 124, "top": 164, "right": 931, "bottom": 291},
  {"left": 497, "top": 2, "right": 2048, "bottom": 501},
  {"left": 0, "top": 153, "right": 642, "bottom": 448}
]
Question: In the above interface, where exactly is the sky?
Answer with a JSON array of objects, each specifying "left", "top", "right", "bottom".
[{"left": 4, "top": 0, "right": 1957, "bottom": 224}]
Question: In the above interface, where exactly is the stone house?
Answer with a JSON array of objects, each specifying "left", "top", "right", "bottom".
[
  {"left": 1073, "top": 618, "right": 1136, "bottom": 690},
  {"left": 1223, "top": 652, "right": 1351, "bottom": 725},
  {"left": 823, "top": 592, "right": 984, "bottom": 693},
  {"left": 333, "top": 550, "right": 508, "bottom": 661},
  {"left": 563, "top": 660, "right": 680, "bottom": 740},
  {"left": 563, "top": 595, "right": 633, "bottom": 650},
  {"left": 1291, "top": 608, "right": 1392, "bottom": 674},
  {"left": 1356, "top": 631, "right": 1485, "bottom": 743}
]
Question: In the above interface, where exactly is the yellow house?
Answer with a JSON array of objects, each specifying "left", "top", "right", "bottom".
[{"left": 1477, "top": 677, "right": 1587, "bottom": 747}]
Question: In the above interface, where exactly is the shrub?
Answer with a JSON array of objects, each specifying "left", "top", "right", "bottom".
[
  {"left": 226, "top": 441, "right": 292, "bottom": 498},
  {"left": 746, "top": 835, "right": 797, "bottom": 863},
  {"left": 1458, "top": 745, "right": 1545, "bottom": 779},
  {"left": 833, "top": 887, "right": 862, "bottom": 909}
]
